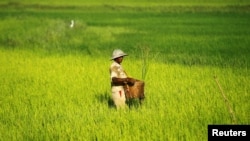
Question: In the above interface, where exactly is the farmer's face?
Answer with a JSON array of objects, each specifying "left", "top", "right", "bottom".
[{"left": 115, "top": 56, "right": 123, "bottom": 64}]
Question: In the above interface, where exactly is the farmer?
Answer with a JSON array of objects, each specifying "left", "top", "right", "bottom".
[{"left": 109, "top": 49, "right": 136, "bottom": 109}]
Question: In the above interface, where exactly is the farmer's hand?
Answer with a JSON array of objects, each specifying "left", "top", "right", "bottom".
[{"left": 126, "top": 77, "right": 136, "bottom": 85}]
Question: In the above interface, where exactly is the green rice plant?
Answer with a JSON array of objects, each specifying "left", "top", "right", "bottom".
[
  {"left": 0, "top": 48, "right": 249, "bottom": 140},
  {"left": 134, "top": 44, "right": 159, "bottom": 81},
  {"left": 214, "top": 76, "right": 237, "bottom": 124}
]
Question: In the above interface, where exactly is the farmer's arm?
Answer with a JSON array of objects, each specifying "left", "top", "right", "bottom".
[{"left": 112, "top": 77, "right": 136, "bottom": 85}]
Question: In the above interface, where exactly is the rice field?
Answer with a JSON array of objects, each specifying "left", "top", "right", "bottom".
[{"left": 0, "top": 0, "right": 249, "bottom": 140}]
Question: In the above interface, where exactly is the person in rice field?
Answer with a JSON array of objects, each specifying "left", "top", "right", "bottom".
[{"left": 109, "top": 49, "right": 136, "bottom": 109}]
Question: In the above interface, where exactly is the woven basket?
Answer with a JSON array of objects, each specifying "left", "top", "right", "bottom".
[{"left": 125, "top": 80, "right": 145, "bottom": 99}]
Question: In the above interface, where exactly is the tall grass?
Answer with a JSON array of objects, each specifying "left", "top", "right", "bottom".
[
  {"left": 0, "top": 2, "right": 249, "bottom": 141},
  {"left": 1, "top": 0, "right": 250, "bottom": 6},
  {"left": 1, "top": 48, "right": 248, "bottom": 140}
]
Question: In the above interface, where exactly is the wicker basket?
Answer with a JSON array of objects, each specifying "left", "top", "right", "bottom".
[{"left": 125, "top": 80, "right": 145, "bottom": 100}]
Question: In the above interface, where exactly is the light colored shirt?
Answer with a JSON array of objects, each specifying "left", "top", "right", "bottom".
[{"left": 110, "top": 61, "right": 127, "bottom": 81}]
